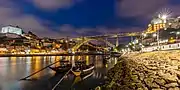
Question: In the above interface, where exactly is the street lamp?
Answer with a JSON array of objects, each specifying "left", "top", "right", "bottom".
[
  {"left": 153, "top": 33, "right": 157, "bottom": 37},
  {"left": 161, "top": 15, "right": 167, "bottom": 21},
  {"left": 142, "top": 33, "right": 147, "bottom": 37},
  {"left": 125, "top": 45, "right": 128, "bottom": 47},
  {"left": 177, "top": 32, "right": 180, "bottom": 35},
  {"left": 132, "top": 42, "right": 135, "bottom": 44},
  {"left": 176, "top": 31, "right": 180, "bottom": 40},
  {"left": 139, "top": 43, "right": 142, "bottom": 46},
  {"left": 156, "top": 14, "right": 168, "bottom": 50}
]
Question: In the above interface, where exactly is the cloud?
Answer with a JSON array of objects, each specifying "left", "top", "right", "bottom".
[
  {"left": 166, "top": 5, "right": 180, "bottom": 17},
  {"left": 75, "top": 26, "right": 144, "bottom": 37},
  {"left": 28, "top": 0, "right": 82, "bottom": 10},
  {"left": 115, "top": 0, "right": 180, "bottom": 28},
  {"left": 0, "top": 0, "right": 62, "bottom": 38},
  {"left": 0, "top": 0, "right": 150, "bottom": 39},
  {"left": 116, "top": 0, "right": 168, "bottom": 18}
]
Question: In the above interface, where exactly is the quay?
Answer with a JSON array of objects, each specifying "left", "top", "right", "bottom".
[
  {"left": 101, "top": 50, "right": 180, "bottom": 90},
  {"left": 0, "top": 52, "right": 110, "bottom": 57}
]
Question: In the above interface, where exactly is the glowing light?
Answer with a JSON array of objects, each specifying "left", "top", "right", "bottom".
[
  {"left": 142, "top": 33, "right": 147, "bottom": 37},
  {"left": 132, "top": 42, "right": 135, "bottom": 44},
  {"left": 177, "top": 32, "right": 180, "bottom": 35},
  {"left": 139, "top": 43, "right": 142, "bottom": 46},
  {"left": 153, "top": 33, "right": 157, "bottom": 37},
  {"left": 161, "top": 14, "right": 167, "bottom": 20},
  {"left": 148, "top": 24, "right": 151, "bottom": 27},
  {"left": 157, "top": 8, "right": 172, "bottom": 19},
  {"left": 135, "top": 39, "right": 139, "bottom": 43}
]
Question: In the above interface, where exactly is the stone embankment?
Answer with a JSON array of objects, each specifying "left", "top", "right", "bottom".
[{"left": 103, "top": 50, "right": 180, "bottom": 90}]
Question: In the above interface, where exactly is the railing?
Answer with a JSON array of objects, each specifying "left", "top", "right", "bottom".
[{"left": 142, "top": 42, "right": 180, "bottom": 52}]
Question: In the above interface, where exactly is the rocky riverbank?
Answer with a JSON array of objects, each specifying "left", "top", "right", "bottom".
[{"left": 102, "top": 50, "right": 180, "bottom": 90}]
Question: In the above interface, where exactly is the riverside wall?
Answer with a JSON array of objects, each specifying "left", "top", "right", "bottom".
[{"left": 103, "top": 50, "right": 180, "bottom": 90}]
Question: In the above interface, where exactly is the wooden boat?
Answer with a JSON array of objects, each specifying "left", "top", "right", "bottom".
[
  {"left": 49, "top": 64, "right": 72, "bottom": 73},
  {"left": 60, "top": 60, "right": 69, "bottom": 63},
  {"left": 103, "top": 56, "right": 111, "bottom": 64},
  {"left": 110, "top": 52, "right": 122, "bottom": 57},
  {"left": 71, "top": 64, "right": 95, "bottom": 77},
  {"left": 82, "top": 70, "right": 94, "bottom": 80},
  {"left": 75, "top": 60, "right": 86, "bottom": 64},
  {"left": 103, "top": 56, "right": 111, "bottom": 60},
  {"left": 71, "top": 70, "right": 94, "bottom": 86}
]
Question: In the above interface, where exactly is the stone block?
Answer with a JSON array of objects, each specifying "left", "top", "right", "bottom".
[
  {"left": 168, "top": 87, "right": 180, "bottom": 90},
  {"left": 165, "top": 83, "right": 179, "bottom": 88},
  {"left": 154, "top": 78, "right": 166, "bottom": 86}
]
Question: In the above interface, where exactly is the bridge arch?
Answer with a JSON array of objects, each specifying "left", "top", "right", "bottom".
[
  {"left": 72, "top": 38, "right": 116, "bottom": 52},
  {"left": 85, "top": 43, "right": 108, "bottom": 51}
]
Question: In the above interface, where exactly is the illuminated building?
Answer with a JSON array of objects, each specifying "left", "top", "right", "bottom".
[
  {"left": 145, "top": 16, "right": 180, "bottom": 34},
  {"left": 1, "top": 25, "right": 23, "bottom": 35},
  {"left": 146, "top": 18, "right": 166, "bottom": 34}
]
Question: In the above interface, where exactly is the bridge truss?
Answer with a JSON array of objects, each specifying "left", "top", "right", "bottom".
[{"left": 70, "top": 31, "right": 142, "bottom": 52}]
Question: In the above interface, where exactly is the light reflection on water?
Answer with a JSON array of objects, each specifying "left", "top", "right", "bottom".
[{"left": 0, "top": 55, "right": 118, "bottom": 90}]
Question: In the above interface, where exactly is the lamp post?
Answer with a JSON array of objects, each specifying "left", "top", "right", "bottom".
[
  {"left": 176, "top": 32, "right": 180, "bottom": 40},
  {"left": 157, "top": 30, "right": 160, "bottom": 50},
  {"left": 142, "top": 33, "right": 147, "bottom": 45},
  {"left": 156, "top": 14, "right": 167, "bottom": 50}
]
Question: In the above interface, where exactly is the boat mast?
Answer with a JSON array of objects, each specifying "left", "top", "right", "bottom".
[{"left": 72, "top": 56, "right": 75, "bottom": 67}]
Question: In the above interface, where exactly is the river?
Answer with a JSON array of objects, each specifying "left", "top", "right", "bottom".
[{"left": 0, "top": 55, "right": 118, "bottom": 90}]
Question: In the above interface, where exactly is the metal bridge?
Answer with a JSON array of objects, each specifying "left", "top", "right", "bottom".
[{"left": 69, "top": 31, "right": 142, "bottom": 52}]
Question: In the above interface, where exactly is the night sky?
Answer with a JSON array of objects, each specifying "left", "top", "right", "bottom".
[{"left": 0, "top": 0, "right": 180, "bottom": 38}]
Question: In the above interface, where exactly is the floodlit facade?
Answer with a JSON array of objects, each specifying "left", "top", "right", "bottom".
[
  {"left": 146, "top": 18, "right": 166, "bottom": 33},
  {"left": 1, "top": 26, "right": 23, "bottom": 35},
  {"left": 145, "top": 16, "right": 180, "bottom": 34}
]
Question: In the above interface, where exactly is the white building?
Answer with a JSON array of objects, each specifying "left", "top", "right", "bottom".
[{"left": 1, "top": 26, "right": 23, "bottom": 35}]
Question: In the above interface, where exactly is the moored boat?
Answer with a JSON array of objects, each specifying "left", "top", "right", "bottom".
[
  {"left": 110, "top": 52, "right": 122, "bottom": 57},
  {"left": 71, "top": 64, "right": 95, "bottom": 77},
  {"left": 103, "top": 56, "right": 111, "bottom": 64},
  {"left": 71, "top": 71, "right": 94, "bottom": 87},
  {"left": 49, "top": 64, "right": 72, "bottom": 73}
]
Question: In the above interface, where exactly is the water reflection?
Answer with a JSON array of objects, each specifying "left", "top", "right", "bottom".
[{"left": 0, "top": 55, "right": 118, "bottom": 90}]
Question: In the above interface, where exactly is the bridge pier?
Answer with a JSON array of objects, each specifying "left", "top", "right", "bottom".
[{"left": 116, "top": 36, "right": 119, "bottom": 47}]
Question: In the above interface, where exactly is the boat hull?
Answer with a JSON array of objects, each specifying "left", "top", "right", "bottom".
[
  {"left": 72, "top": 65, "right": 95, "bottom": 77},
  {"left": 71, "top": 70, "right": 81, "bottom": 76},
  {"left": 49, "top": 65, "right": 72, "bottom": 73}
]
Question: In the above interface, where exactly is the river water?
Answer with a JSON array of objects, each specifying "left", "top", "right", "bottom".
[{"left": 0, "top": 55, "right": 118, "bottom": 90}]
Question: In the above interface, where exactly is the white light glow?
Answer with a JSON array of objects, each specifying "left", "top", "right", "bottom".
[
  {"left": 161, "top": 14, "right": 167, "bottom": 20},
  {"left": 157, "top": 8, "right": 172, "bottom": 20},
  {"left": 139, "top": 43, "right": 142, "bottom": 46},
  {"left": 153, "top": 33, "right": 157, "bottom": 37},
  {"left": 142, "top": 33, "right": 147, "bottom": 37},
  {"left": 177, "top": 32, "right": 180, "bottom": 35}
]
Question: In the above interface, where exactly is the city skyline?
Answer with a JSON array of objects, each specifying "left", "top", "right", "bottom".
[{"left": 0, "top": 0, "right": 180, "bottom": 38}]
